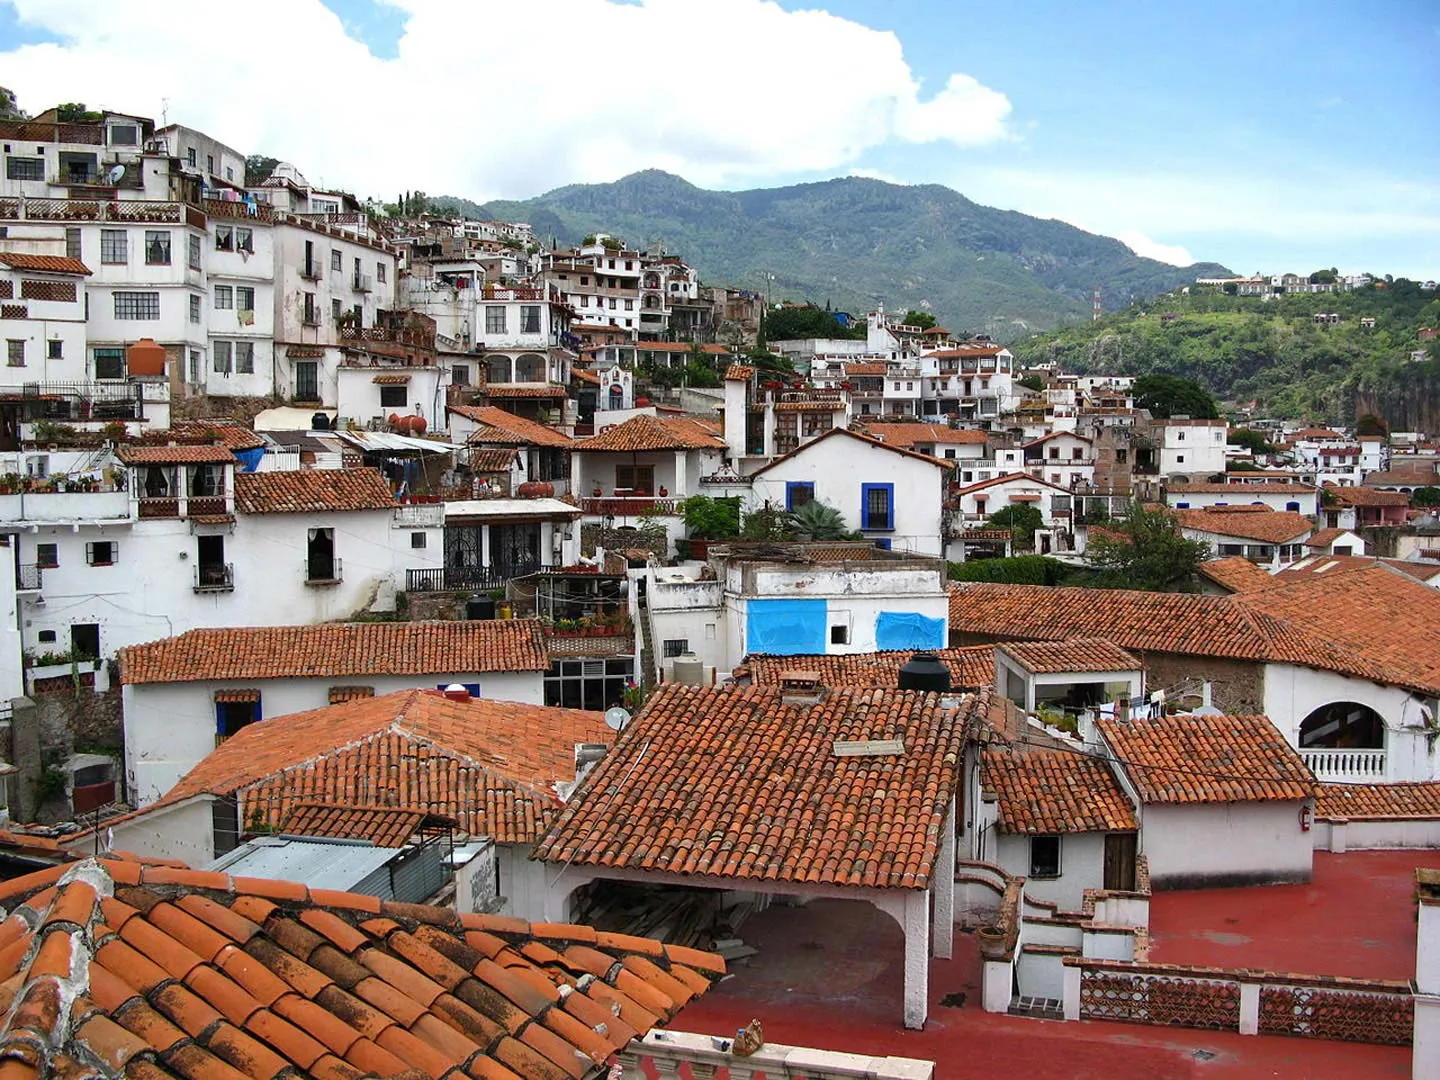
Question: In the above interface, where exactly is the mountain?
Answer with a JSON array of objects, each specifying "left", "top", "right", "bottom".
[
  {"left": 439, "top": 170, "right": 1229, "bottom": 339},
  {"left": 1009, "top": 282, "right": 1440, "bottom": 425}
]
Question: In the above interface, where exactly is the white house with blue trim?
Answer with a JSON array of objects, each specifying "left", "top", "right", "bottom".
[{"left": 746, "top": 427, "right": 952, "bottom": 557}]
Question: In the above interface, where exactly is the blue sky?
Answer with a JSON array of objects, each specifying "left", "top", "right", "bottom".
[{"left": 1, "top": 0, "right": 1435, "bottom": 277}]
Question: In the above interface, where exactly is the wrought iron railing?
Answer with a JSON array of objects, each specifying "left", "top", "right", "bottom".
[
  {"left": 194, "top": 563, "right": 234, "bottom": 592},
  {"left": 15, "top": 563, "right": 41, "bottom": 590},
  {"left": 405, "top": 563, "right": 552, "bottom": 593},
  {"left": 304, "top": 557, "right": 343, "bottom": 585}
]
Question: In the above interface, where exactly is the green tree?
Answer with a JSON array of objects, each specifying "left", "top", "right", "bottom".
[
  {"left": 1018, "top": 374, "right": 1045, "bottom": 392},
  {"left": 678, "top": 495, "right": 740, "bottom": 540},
  {"left": 244, "top": 155, "right": 279, "bottom": 186},
  {"left": 762, "top": 305, "right": 865, "bottom": 342},
  {"left": 1085, "top": 503, "right": 1210, "bottom": 591},
  {"left": 1227, "top": 428, "right": 1278, "bottom": 454},
  {"left": 1309, "top": 268, "right": 1339, "bottom": 285},
  {"left": 791, "top": 499, "right": 857, "bottom": 540},
  {"left": 987, "top": 504, "right": 1044, "bottom": 544},
  {"left": 55, "top": 102, "right": 102, "bottom": 123},
  {"left": 740, "top": 500, "right": 798, "bottom": 541},
  {"left": 1355, "top": 413, "right": 1389, "bottom": 437},
  {"left": 1133, "top": 374, "right": 1219, "bottom": 419},
  {"left": 1413, "top": 487, "right": 1440, "bottom": 507},
  {"left": 948, "top": 555, "right": 1068, "bottom": 585},
  {"left": 902, "top": 310, "right": 937, "bottom": 330}
]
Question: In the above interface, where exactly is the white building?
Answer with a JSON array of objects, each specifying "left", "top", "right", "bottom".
[
  {"left": 117, "top": 620, "right": 552, "bottom": 805},
  {"left": 1165, "top": 482, "right": 1320, "bottom": 516},
  {"left": 1022, "top": 432, "right": 1095, "bottom": 489},
  {"left": 1153, "top": 419, "right": 1228, "bottom": 479},
  {"left": 0, "top": 251, "right": 91, "bottom": 387}
]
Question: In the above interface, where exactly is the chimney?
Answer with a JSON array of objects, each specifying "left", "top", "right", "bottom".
[
  {"left": 1116, "top": 695, "right": 1131, "bottom": 724},
  {"left": 1201, "top": 681, "right": 1213, "bottom": 710},
  {"left": 778, "top": 670, "right": 824, "bottom": 706}
]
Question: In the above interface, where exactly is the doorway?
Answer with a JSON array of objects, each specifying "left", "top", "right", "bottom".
[{"left": 1104, "top": 833, "right": 1137, "bottom": 892}]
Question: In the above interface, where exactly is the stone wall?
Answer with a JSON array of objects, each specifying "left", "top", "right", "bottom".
[{"left": 405, "top": 592, "right": 467, "bottom": 622}]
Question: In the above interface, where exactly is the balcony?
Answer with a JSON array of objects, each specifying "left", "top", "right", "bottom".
[
  {"left": 1301, "top": 747, "right": 1386, "bottom": 783},
  {"left": 353, "top": 273, "right": 373, "bottom": 293},
  {"left": 22, "top": 380, "right": 144, "bottom": 422},
  {"left": 301, "top": 307, "right": 321, "bottom": 327},
  {"left": 15, "top": 564, "right": 41, "bottom": 592},
  {"left": 299, "top": 261, "right": 324, "bottom": 281},
  {"left": 138, "top": 497, "right": 181, "bottom": 520},
  {"left": 194, "top": 563, "right": 234, "bottom": 593},
  {"left": 304, "top": 557, "right": 343, "bottom": 586},
  {"left": 580, "top": 495, "right": 678, "bottom": 517},
  {"left": 405, "top": 564, "right": 553, "bottom": 593}
]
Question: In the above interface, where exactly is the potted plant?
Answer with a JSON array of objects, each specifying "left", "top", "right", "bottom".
[{"left": 976, "top": 925, "right": 1009, "bottom": 960}]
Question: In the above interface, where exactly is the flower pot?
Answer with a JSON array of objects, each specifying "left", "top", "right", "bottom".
[{"left": 976, "top": 925, "right": 1009, "bottom": 960}]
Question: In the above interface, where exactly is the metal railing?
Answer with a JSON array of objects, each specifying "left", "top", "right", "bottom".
[
  {"left": 194, "top": 563, "right": 234, "bottom": 592},
  {"left": 15, "top": 563, "right": 41, "bottom": 591},
  {"left": 304, "top": 557, "right": 343, "bottom": 585},
  {"left": 580, "top": 496, "right": 678, "bottom": 516},
  {"left": 299, "top": 261, "right": 324, "bottom": 281},
  {"left": 353, "top": 273, "right": 373, "bottom": 293},
  {"left": 405, "top": 563, "right": 553, "bottom": 593}
]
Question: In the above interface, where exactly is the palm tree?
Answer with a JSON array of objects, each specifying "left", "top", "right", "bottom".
[{"left": 791, "top": 499, "right": 855, "bottom": 540}]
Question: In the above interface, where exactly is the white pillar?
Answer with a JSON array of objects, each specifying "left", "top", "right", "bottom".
[
  {"left": 671, "top": 449, "right": 687, "bottom": 498},
  {"left": 902, "top": 888, "right": 930, "bottom": 1030},
  {"left": 1062, "top": 963, "right": 1081, "bottom": 1020},
  {"left": 932, "top": 800, "right": 956, "bottom": 960},
  {"left": 982, "top": 959, "right": 1012, "bottom": 1013},
  {"left": 1415, "top": 995, "right": 1440, "bottom": 1080},
  {"left": 1238, "top": 982, "right": 1260, "bottom": 1035}
]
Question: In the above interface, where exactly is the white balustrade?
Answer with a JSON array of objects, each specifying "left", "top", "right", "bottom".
[
  {"left": 618, "top": 1029, "right": 934, "bottom": 1079},
  {"left": 1301, "top": 747, "right": 1387, "bottom": 782}
]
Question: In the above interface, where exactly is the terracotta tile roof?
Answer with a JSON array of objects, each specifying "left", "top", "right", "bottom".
[
  {"left": 1278, "top": 554, "right": 1440, "bottom": 585},
  {"left": 115, "top": 444, "right": 237, "bottom": 465},
  {"left": 450, "top": 405, "right": 574, "bottom": 447},
  {"left": 371, "top": 372, "right": 411, "bottom": 384},
  {"left": 1174, "top": 508, "right": 1314, "bottom": 543},
  {"left": 1364, "top": 468, "right": 1439, "bottom": 486},
  {"left": 574, "top": 414, "right": 726, "bottom": 452},
  {"left": 155, "top": 689, "right": 612, "bottom": 845},
  {"left": 751, "top": 427, "right": 950, "bottom": 476},
  {"left": 470, "top": 446, "right": 520, "bottom": 472},
  {"left": 119, "top": 619, "right": 550, "bottom": 683},
  {"left": 572, "top": 366, "right": 600, "bottom": 384},
  {"left": 1097, "top": 713, "right": 1314, "bottom": 804},
  {"left": 744, "top": 647, "right": 995, "bottom": 690},
  {"left": 483, "top": 384, "right": 569, "bottom": 399},
  {"left": 234, "top": 467, "right": 396, "bottom": 513},
  {"left": 724, "top": 364, "right": 755, "bottom": 381},
  {"left": 279, "top": 802, "right": 446, "bottom": 847},
  {"left": 773, "top": 399, "right": 846, "bottom": 412},
  {"left": 1303, "top": 527, "right": 1353, "bottom": 549},
  {"left": 980, "top": 748, "right": 1137, "bottom": 834},
  {"left": 0, "top": 251, "right": 91, "bottom": 275},
  {"left": 997, "top": 638, "right": 1142, "bottom": 673},
  {"left": 1315, "top": 781, "right": 1440, "bottom": 820},
  {"left": 946, "top": 582, "right": 1387, "bottom": 685},
  {"left": 1197, "top": 557, "right": 1277, "bottom": 593},
  {"left": 327, "top": 685, "right": 376, "bottom": 703},
  {"left": 1234, "top": 565, "right": 1440, "bottom": 696},
  {"left": 170, "top": 422, "right": 268, "bottom": 451},
  {"left": 1325, "top": 484, "right": 1411, "bottom": 507},
  {"left": 1167, "top": 482, "right": 1318, "bottom": 494},
  {"left": 843, "top": 361, "right": 890, "bottom": 375},
  {"left": 860, "top": 422, "right": 989, "bottom": 446},
  {"left": 928, "top": 345, "right": 1004, "bottom": 358},
  {"left": 0, "top": 857, "right": 721, "bottom": 1079},
  {"left": 954, "top": 471, "right": 1072, "bottom": 497},
  {"left": 534, "top": 683, "right": 982, "bottom": 889}
]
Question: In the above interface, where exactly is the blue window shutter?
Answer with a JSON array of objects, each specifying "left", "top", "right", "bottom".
[
  {"left": 785, "top": 481, "right": 813, "bottom": 511},
  {"left": 860, "top": 483, "right": 895, "bottom": 530},
  {"left": 252, "top": 698, "right": 262, "bottom": 726},
  {"left": 214, "top": 702, "right": 223, "bottom": 735}
]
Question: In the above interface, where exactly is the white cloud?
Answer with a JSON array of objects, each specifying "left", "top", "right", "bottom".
[
  {"left": 1115, "top": 230, "right": 1195, "bottom": 267},
  {"left": 1, "top": 0, "right": 1014, "bottom": 199}
]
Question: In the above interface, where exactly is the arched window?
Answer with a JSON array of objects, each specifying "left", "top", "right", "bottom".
[{"left": 514, "top": 352, "right": 546, "bottom": 382}]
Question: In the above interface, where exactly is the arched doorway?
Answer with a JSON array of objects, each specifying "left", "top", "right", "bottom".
[
  {"left": 514, "top": 352, "right": 546, "bottom": 382},
  {"left": 1299, "top": 702, "right": 1385, "bottom": 749},
  {"left": 485, "top": 355, "right": 512, "bottom": 384}
]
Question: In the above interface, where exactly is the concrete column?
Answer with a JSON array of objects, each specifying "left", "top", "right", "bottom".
[
  {"left": 1415, "top": 994, "right": 1440, "bottom": 1080},
  {"left": 1062, "top": 964, "right": 1081, "bottom": 1020},
  {"left": 480, "top": 525, "right": 491, "bottom": 571},
  {"left": 671, "top": 450, "right": 687, "bottom": 498},
  {"left": 1329, "top": 818, "right": 1348, "bottom": 854},
  {"left": 932, "top": 800, "right": 956, "bottom": 959},
  {"left": 1238, "top": 982, "right": 1260, "bottom": 1035},
  {"left": 902, "top": 888, "right": 930, "bottom": 1030},
  {"left": 982, "top": 959, "right": 1012, "bottom": 1013}
]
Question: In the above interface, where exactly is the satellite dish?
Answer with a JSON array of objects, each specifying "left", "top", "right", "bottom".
[
  {"left": 106, "top": 164, "right": 126, "bottom": 185},
  {"left": 604, "top": 707, "right": 631, "bottom": 732}
]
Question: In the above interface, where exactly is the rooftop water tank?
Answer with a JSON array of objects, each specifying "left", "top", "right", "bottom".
[
  {"left": 672, "top": 653, "right": 706, "bottom": 686},
  {"left": 898, "top": 652, "right": 951, "bottom": 693}
]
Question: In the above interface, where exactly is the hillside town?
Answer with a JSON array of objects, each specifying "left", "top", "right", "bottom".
[{"left": 0, "top": 104, "right": 1437, "bottom": 1080}]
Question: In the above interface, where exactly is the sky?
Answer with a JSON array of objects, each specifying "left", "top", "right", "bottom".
[{"left": 0, "top": 0, "right": 1436, "bottom": 277}]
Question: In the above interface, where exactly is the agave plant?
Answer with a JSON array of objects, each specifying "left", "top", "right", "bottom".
[{"left": 791, "top": 498, "right": 854, "bottom": 540}]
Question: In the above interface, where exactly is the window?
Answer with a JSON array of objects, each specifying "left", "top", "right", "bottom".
[
  {"left": 189, "top": 294, "right": 201, "bottom": 323},
  {"left": 235, "top": 342, "right": 254, "bottom": 374},
  {"left": 100, "top": 230, "right": 127, "bottom": 264},
  {"left": 330, "top": 249, "right": 342, "bottom": 272},
  {"left": 1285, "top": 501, "right": 1301, "bottom": 513},
  {"left": 485, "top": 306, "right": 506, "bottom": 334},
  {"left": 236, "top": 227, "right": 253, "bottom": 253},
  {"left": 215, "top": 697, "right": 260, "bottom": 739},
  {"left": 213, "top": 285, "right": 233, "bottom": 309},
  {"left": 111, "top": 125, "right": 138, "bottom": 146},
  {"left": 65, "top": 228, "right": 81, "bottom": 260},
  {"left": 1072, "top": 447, "right": 1084, "bottom": 461},
  {"left": 1030, "top": 835, "right": 1061, "bottom": 878},
  {"left": 411, "top": 532, "right": 427, "bottom": 549},
  {"left": 35, "top": 543, "right": 58, "bottom": 568},
  {"left": 520, "top": 305, "right": 541, "bottom": 334},
  {"left": 331, "top": 298, "right": 342, "bottom": 323},
  {"left": 294, "top": 361, "right": 319, "bottom": 400},
  {"left": 1116, "top": 448, "right": 1128, "bottom": 464},
  {"left": 236, "top": 286, "right": 254, "bottom": 312},
  {"left": 46, "top": 340, "right": 61, "bottom": 360},
  {"left": 37, "top": 630, "right": 55, "bottom": 644},
  {"left": 785, "top": 481, "right": 815, "bottom": 511},
  {"left": 1175, "top": 454, "right": 1185, "bottom": 464},
  {"left": 306, "top": 527, "right": 336, "bottom": 582},
  {"left": 1177, "top": 430, "right": 1186, "bottom": 441},
  {"left": 5, "top": 157, "right": 43, "bottom": 181},
  {"left": 85, "top": 541, "right": 116, "bottom": 566},
  {"left": 189, "top": 464, "right": 221, "bottom": 497},
  {"left": 70, "top": 623, "right": 101, "bottom": 661},
  {"left": 212, "top": 341, "right": 232, "bottom": 374},
  {"left": 662, "top": 639, "right": 688, "bottom": 658},
  {"left": 93, "top": 347, "right": 124, "bottom": 379},
  {"left": 451, "top": 364, "right": 469, "bottom": 386},
  {"left": 226, "top": 166, "right": 234, "bottom": 181},
  {"left": 1048, "top": 447, "right": 1060, "bottom": 460},
  {"left": 215, "top": 226, "right": 234, "bottom": 251},
  {"left": 379, "top": 384, "right": 407, "bottom": 408},
  {"left": 113, "top": 291, "right": 159, "bottom": 319},
  {"left": 860, "top": 483, "right": 894, "bottom": 530},
  {"left": 376, "top": 261, "right": 387, "bottom": 284},
  {"left": 188, "top": 349, "right": 201, "bottom": 383},
  {"left": 615, "top": 464, "right": 654, "bottom": 491},
  {"left": 186, "top": 147, "right": 197, "bottom": 167},
  {"left": 6, "top": 340, "right": 22, "bottom": 367},
  {"left": 144, "top": 230, "right": 171, "bottom": 265},
  {"left": 544, "top": 656, "right": 634, "bottom": 711},
  {"left": 623, "top": 299, "right": 634, "bottom": 311},
  {"left": 831, "top": 624, "right": 849, "bottom": 645},
  {"left": 186, "top": 233, "right": 201, "bottom": 270},
  {"left": 206, "top": 154, "right": 214, "bottom": 173}
]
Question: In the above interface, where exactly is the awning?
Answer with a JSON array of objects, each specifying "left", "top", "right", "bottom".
[
  {"left": 372, "top": 373, "right": 411, "bottom": 385},
  {"left": 214, "top": 689, "right": 260, "bottom": 704}
]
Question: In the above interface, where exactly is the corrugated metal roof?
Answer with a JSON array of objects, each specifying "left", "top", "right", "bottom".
[
  {"left": 205, "top": 835, "right": 399, "bottom": 892},
  {"left": 442, "top": 497, "right": 581, "bottom": 518},
  {"left": 332, "top": 430, "right": 463, "bottom": 453}
]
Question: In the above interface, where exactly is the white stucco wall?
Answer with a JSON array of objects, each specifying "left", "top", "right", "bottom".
[
  {"left": 1141, "top": 801, "right": 1312, "bottom": 888},
  {"left": 995, "top": 831, "right": 1107, "bottom": 910},
  {"left": 86, "top": 794, "right": 218, "bottom": 866}
]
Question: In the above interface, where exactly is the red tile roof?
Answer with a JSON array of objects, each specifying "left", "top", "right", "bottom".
[
  {"left": 751, "top": 426, "right": 951, "bottom": 476},
  {"left": 844, "top": 361, "right": 890, "bottom": 375},
  {"left": 483, "top": 384, "right": 569, "bottom": 399},
  {"left": 470, "top": 446, "right": 520, "bottom": 472},
  {"left": 954, "top": 471, "right": 1072, "bottom": 497},
  {"left": 370, "top": 372, "right": 411, "bottom": 384},
  {"left": 1197, "top": 557, "right": 1278, "bottom": 593},
  {"left": 980, "top": 748, "right": 1137, "bottom": 833},
  {"left": 450, "top": 405, "right": 574, "bottom": 447},
  {"left": 279, "top": 802, "right": 448, "bottom": 847},
  {"left": 1097, "top": 713, "right": 1314, "bottom": 804},
  {"left": 1325, "top": 484, "right": 1411, "bottom": 507},
  {"left": 1315, "top": 781, "right": 1440, "bottom": 820},
  {"left": 1167, "top": 482, "right": 1318, "bottom": 494},
  {"left": 1174, "top": 507, "right": 1314, "bottom": 543},
  {"left": 115, "top": 444, "right": 237, "bottom": 465},
  {"left": 0, "top": 252, "right": 91, "bottom": 275},
  {"left": 0, "top": 858, "right": 721, "bottom": 1079},
  {"left": 861, "top": 422, "right": 989, "bottom": 446},
  {"left": 724, "top": 364, "right": 755, "bottom": 381},
  {"left": 575, "top": 414, "right": 727, "bottom": 452},
  {"left": 1303, "top": 527, "right": 1353, "bottom": 549},
  {"left": 744, "top": 647, "right": 995, "bottom": 690},
  {"left": 997, "top": 638, "right": 1142, "bottom": 673},
  {"left": 170, "top": 421, "right": 267, "bottom": 451},
  {"left": 155, "top": 689, "right": 612, "bottom": 845},
  {"left": 119, "top": 619, "right": 550, "bottom": 683},
  {"left": 234, "top": 467, "right": 396, "bottom": 513},
  {"left": 534, "top": 683, "right": 982, "bottom": 889},
  {"left": 1277, "top": 554, "right": 1440, "bottom": 585}
]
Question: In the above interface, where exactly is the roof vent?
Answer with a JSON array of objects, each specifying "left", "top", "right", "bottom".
[
  {"left": 441, "top": 684, "right": 472, "bottom": 702},
  {"left": 898, "top": 652, "right": 950, "bottom": 693},
  {"left": 778, "top": 669, "right": 824, "bottom": 706}
]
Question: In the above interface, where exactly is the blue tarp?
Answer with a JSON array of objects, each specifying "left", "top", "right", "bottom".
[
  {"left": 746, "top": 599, "right": 827, "bottom": 655},
  {"left": 234, "top": 448, "right": 266, "bottom": 473},
  {"left": 875, "top": 611, "right": 946, "bottom": 651}
]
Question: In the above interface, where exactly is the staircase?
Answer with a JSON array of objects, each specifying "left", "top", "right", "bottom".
[
  {"left": 1008, "top": 995, "right": 1064, "bottom": 1021},
  {"left": 636, "top": 589, "right": 657, "bottom": 685}
]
